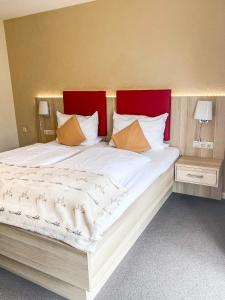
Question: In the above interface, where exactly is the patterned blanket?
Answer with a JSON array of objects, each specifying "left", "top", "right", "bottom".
[{"left": 0, "top": 163, "right": 127, "bottom": 252}]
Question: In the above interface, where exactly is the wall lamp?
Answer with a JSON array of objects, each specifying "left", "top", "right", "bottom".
[{"left": 194, "top": 100, "right": 213, "bottom": 142}]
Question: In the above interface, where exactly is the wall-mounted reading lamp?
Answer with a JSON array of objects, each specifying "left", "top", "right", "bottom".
[
  {"left": 194, "top": 100, "right": 213, "bottom": 142},
  {"left": 38, "top": 101, "right": 49, "bottom": 116},
  {"left": 38, "top": 101, "right": 49, "bottom": 131}
]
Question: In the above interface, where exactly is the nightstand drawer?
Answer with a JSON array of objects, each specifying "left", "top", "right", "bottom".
[{"left": 176, "top": 167, "right": 218, "bottom": 187}]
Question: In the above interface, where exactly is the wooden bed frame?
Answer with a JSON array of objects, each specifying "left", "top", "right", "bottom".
[
  {"left": 0, "top": 166, "right": 174, "bottom": 300},
  {"left": 0, "top": 89, "right": 175, "bottom": 299}
]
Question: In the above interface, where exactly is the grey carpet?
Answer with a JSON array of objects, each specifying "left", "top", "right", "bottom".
[{"left": 0, "top": 193, "right": 225, "bottom": 300}]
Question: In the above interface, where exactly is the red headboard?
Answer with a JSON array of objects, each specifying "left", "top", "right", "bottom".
[
  {"left": 63, "top": 91, "right": 107, "bottom": 136},
  {"left": 116, "top": 89, "right": 171, "bottom": 140}
]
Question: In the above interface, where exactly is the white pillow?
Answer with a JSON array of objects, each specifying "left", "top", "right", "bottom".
[
  {"left": 56, "top": 111, "right": 101, "bottom": 146},
  {"left": 110, "top": 112, "right": 168, "bottom": 150}
]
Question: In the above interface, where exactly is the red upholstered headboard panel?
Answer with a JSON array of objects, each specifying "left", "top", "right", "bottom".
[
  {"left": 63, "top": 91, "right": 107, "bottom": 136},
  {"left": 116, "top": 89, "right": 171, "bottom": 140}
]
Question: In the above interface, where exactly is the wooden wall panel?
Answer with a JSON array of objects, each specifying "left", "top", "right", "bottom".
[
  {"left": 36, "top": 98, "right": 63, "bottom": 143},
  {"left": 171, "top": 96, "right": 217, "bottom": 158},
  {"left": 105, "top": 96, "right": 116, "bottom": 141},
  {"left": 171, "top": 96, "right": 225, "bottom": 199},
  {"left": 213, "top": 98, "right": 225, "bottom": 158},
  {"left": 36, "top": 96, "right": 225, "bottom": 197}
]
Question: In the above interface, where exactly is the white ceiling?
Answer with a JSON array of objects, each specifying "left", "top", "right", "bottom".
[{"left": 0, "top": 0, "right": 95, "bottom": 20}]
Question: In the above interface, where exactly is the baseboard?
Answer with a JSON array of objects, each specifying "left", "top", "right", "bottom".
[{"left": 222, "top": 192, "right": 225, "bottom": 199}]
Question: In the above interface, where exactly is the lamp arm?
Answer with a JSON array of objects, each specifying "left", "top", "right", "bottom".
[
  {"left": 198, "top": 120, "right": 209, "bottom": 142},
  {"left": 198, "top": 122, "right": 203, "bottom": 142},
  {"left": 40, "top": 117, "right": 44, "bottom": 131}
]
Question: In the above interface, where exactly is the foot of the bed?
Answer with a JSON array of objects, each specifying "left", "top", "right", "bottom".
[
  {"left": 0, "top": 167, "right": 174, "bottom": 300},
  {"left": 0, "top": 254, "right": 91, "bottom": 300}
]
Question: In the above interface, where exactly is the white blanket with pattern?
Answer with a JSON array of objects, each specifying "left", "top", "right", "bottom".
[{"left": 0, "top": 163, "right": 127, "bottom": 252}]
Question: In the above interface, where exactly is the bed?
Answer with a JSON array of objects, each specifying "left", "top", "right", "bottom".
[{"left": 0, "top": 90, "right": 179, "bottom": 300}]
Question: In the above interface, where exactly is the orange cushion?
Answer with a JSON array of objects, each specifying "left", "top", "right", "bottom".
[
  {"left": 112, "top": 120, "right": 151, "bottom": 153},
  {"left": 56, "top": 116, "right": 86, "bottom": 146}
]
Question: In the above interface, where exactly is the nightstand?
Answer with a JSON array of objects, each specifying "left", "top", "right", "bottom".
[{"left": 175, "top": 156, "right": 223, "bottom": 188}]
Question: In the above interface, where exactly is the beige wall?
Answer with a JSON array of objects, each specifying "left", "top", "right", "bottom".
[
  {"left": 0, "top": 20, "right": 18, "bottom": 151},
  {"left": 4, "top": 0, "right": 225, "bottom": 146}
]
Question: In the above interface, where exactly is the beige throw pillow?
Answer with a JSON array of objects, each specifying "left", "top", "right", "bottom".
[
  {"left": 57, "top": 116, "right": 86, "bottom": 146},
  {"left": 112, "top": 120, "right": 151, "bottom": 153}
]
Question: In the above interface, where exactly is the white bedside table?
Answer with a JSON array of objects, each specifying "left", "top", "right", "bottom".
[{"left": 175, "top": 156, "right": 223, "bottom": 188}]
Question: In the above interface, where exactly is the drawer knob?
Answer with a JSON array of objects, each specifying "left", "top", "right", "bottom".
[{"left": 187, "top": 173, "right": 204, "bottom": 179}]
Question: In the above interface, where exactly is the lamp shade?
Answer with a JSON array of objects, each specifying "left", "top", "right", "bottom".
[
  {"left": 194, "top": 101, "right": 212, "bottom": 121},
  {"left": 38, "top": 101, "right": 49, "bottom": 116}
]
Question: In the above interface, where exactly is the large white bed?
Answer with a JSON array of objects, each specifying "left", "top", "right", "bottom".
[
  {"left": 0, "top": 142, "right": 179, "bottom": 252},
  {"left": 0, "top": 141, "right": 179, "bottom": 299},
  {"left": 0, "top": 89, "right": 179, "bottom": 299}
]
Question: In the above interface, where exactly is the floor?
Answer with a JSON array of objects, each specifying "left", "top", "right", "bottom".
[{"left": 0, "top": 193, "right": 225, "bottom": 300}]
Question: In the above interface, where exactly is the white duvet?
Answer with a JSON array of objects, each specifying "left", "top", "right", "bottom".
[
  {"left": 0, "top": 142, "right": 82, "bottom": 166},
  {"left": 56, "top": 147, "right": 151, "bottom": 186},
  {"left": 0, "top": 146, "right": 151, "bottom": 252}
]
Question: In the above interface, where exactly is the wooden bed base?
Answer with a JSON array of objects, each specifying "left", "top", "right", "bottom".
[{"left": 0, "top": 166, "right": 174, "bottom": 300}]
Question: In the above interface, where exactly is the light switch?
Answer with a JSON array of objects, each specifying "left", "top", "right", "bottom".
[
  {"left": 43, "top": 129, "right": 56, "bottom": 136},
  {"left": 22, "top": 126, "right": 28, "bottom": 133},
  {"left": 193, "top": 141, "right": 214, "bottom": 150}
]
